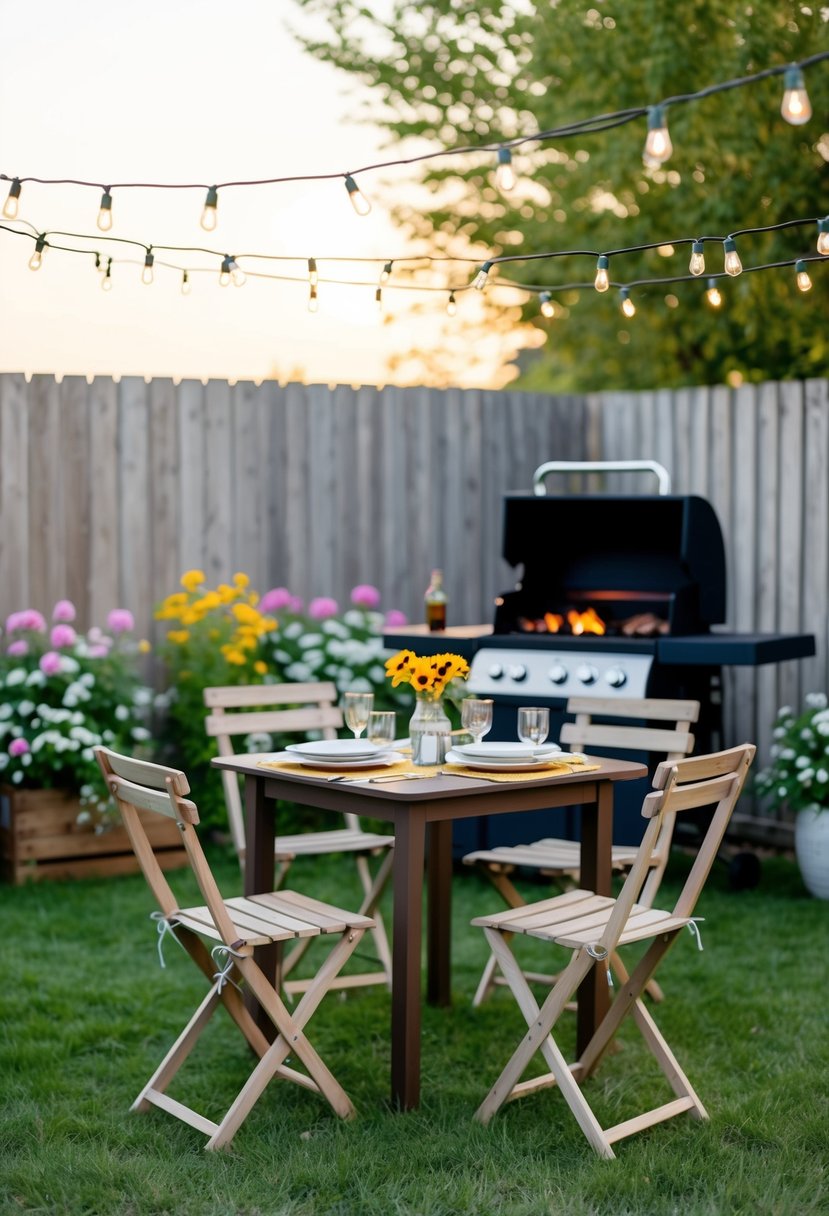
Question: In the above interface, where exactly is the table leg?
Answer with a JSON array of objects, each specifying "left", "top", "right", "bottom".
[
  {"left": 576, "top": 781, "right": 614, "bottom": 1055},
  {"left": 243, "top": 774, "right": 278, "bottom": 1039},
  {"left": 390, "top": 810, "right": 427, "bottom": 1111},
  {"left": 426, "top": 819, "right": 453, "bottom": 1007}
]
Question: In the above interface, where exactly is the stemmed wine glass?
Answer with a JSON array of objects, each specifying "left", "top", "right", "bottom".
[
  {"left": 461, "top": 697, "right": 494, "bottom": 746},
  {"left": 517, "top": 706, "right": 550, "bottom": 748},
  {"left": 343, "top": 691, "right": 374, "bottom": 740}
]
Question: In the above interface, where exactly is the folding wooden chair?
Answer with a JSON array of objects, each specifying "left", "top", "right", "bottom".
[
  {"left": 463, "top": 696, "right": 700, "bottom": 1006},
  {"left": 204, "top": 682, "right": 394, "bottom": 995},
  {"left": 472, "top": 743, "right": 755, "bottom": 1159},
  {"left": 95, "top": 745, "right": 375, "bottom": 1151}
]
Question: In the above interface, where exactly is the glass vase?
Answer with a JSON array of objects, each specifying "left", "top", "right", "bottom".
[{"left": 409, "top": 692, "right": 452, "bottom": 766}]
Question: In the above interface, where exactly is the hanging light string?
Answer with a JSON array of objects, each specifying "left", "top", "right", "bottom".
[{"left": 1, "top": 51, "right": 826, "bottom": 222}]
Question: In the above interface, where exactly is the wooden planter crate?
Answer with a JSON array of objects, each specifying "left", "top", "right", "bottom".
[{"left": 0, "top": 785, "right": 187, "bottom": 884}]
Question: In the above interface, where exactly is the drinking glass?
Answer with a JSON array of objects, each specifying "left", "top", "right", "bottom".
[
  {"left": 367, "top": 710, "right": 396, "bottom": 749},
  {"left": 517, "top": 706, "right": 550, "bottom": 747},
  {"left": 461, "top": 697, "right": 494, "bottom": 746},
  {"left": 343, "top": 691, "right": 374, "bottom": 740}
]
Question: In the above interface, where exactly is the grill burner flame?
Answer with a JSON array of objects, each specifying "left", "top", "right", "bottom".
[{"left": 519, "top": 608, "right": 668, "bottom": 637}]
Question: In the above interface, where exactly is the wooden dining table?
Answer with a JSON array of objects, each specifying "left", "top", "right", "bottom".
[{"left": 212, "top": 753, "right": 646, "bottom": 1111}]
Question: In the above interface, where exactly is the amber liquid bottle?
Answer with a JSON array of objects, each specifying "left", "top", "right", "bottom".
[{"left": 424, "top": 569, "right": 448, "bottom": 632}]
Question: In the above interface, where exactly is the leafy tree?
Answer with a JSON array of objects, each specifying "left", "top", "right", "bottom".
[{"left": 292, "top": 0, "right": 828, "bottom": 391}]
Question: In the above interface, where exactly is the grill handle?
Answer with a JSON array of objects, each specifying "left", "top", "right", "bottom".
[{"left": 532, "top": 459, "right": 672, "bottom": 496}]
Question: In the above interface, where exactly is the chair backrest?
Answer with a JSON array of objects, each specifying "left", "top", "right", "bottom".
[
  {"left": 203, "top": 681, "right": 352, "bottom": 862},
  {"left": 94, "top": 745, "right": 245, "bottom": 952},
  {"left": 598, "top": 743, "right": 756, "bottom": 956},
  {"left": 561, "top": 696, "right": 700, "bottom": 904}
]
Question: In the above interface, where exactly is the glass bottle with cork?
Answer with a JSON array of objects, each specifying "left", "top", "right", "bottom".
[{"left": 424, "top": 569, "right": 448, "bottom": 632}]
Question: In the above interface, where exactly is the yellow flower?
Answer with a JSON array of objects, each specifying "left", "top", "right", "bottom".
[
  {"left": 385, "top": 649, "right": 469, "bottom": 696},
  {"left": 167, "top": 629, "right": 190, "bottom": 645},
  {"left": 385, "top": 649, "right": 416, "bottom": 687},
  {"left": 233, "top": 572, "right": 250, "bottom": 589},
  {"left": 221, "top": 645, "right": 247, "bottom": 665},
  {"left": 198, "top": 591, "right": 222, "bottom": 612},
  {"left": 217, "top": 583, "right": 236, "bottom": 603},
  {"left": 181, "top": 569, "right": 206, "bottom": 593},
  {"left": 233, "top": 602, "right": 261, "bottom": 626},
  {"left": 138, "top": 639, "right": 151, "bottom": 654},
  {"left": 254, "top": 660, "right": 268, "bottom": 676}
]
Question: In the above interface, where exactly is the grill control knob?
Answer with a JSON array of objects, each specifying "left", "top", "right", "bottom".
[
  {"left": 605, "top": 666, "right": 627, "bottom": 688},
  {"left": 487, "top": 663, "right": 504, "bottom": 680},
  {"left": 575, "top": 663, "right": 599, "bottom": 686},
  {"left": 507, "top": 664, "right": 528, "bottom": 682},
  {"left": 548, "top": 663, "right": 569, "bottom": 685}
]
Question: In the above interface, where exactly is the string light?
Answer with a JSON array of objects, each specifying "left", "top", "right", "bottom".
[
  {"left": 308, "top": 257, "right": 318, "bottom": 286},
  {"left": 375, "top": 286, "right": 383, "bottom": 312},
  {"left": 619, "top": 286, "right": 636, "bottom": 318},
  {"left": 344, "top": 173, "right": 371, "bottom": 216},
  {"left": 28, "top": 234, "right": 46, "bottom": 270},
  {"left": 723, "top": 237, "right": 742, "bottom": 277},
  {"left": 141, "top": 249, "right": 155, "bottom": 285},
  {"left": 308, "top": 284, "right": 319, "bottom": 313},
  {"left": 817, "top": 219, "right": 829, "bottom": 256},
  {"left": 446, "top": 290, "right": 457, "bottom": 316},
  {"left": 380, "top": 260, "right": 393, "bottom": 284},
  {"left": 3, "top": 177, "right": 21, "bottom": 219},
  {"left": 795, "top": 259, "right": 812, "bottom": 292},
  {"left": 96, "top": 189, "right": 113, "bottom": 232},
  {"left": 643, "top": 105, "right": 672, "bottom": 164},
  {"left": 200, "top": 186, "right": 218, "bottom": 232},
  {"left": 180, "top": 270, "right": 190, "bottom": 296},
  {"left": 780, "top": 66, "right": 812, "bottom": 125},
  {"left": 101, "top": 258, "right": 112, "bottom": 291},
  {"left": 495, "top": 146, "right": 516, "bottom": 192},
  {"left": 706, "top": 278, "right": 723, "bottom": 307},
  {"left": 472, "top": 260, "right": 493, "bottom": 290},
  {"left": 689, "top": 240, "right": 705, "bottom": 276},
  {"left": 539, "top": 291, "right": 555, "bottom": 318},
  {"left": 219, "top": 255, "right": 245, "bottom": 286},
  {"left": 594, "top": 255, "right": 610, "bottom": 292}
]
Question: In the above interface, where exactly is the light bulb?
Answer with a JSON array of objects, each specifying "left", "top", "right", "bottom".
[
  {"left": 181, "top": 271, "right": 191, "bottom": 296},
  {"left": 201, "top": 186, "right": 218, "bottom": 231},
  {"left": 228, "top": 257, "right": 246, "bottom": 287},
  {"left": 375, "top": 286, "right": 383, "bottom": 312},
  {"left": 817, "top": 219, "right": 829, "bottom": 256},
  {"left": 620, "top": 287, "right": 636, "bottom": 318},
  {"left": 344, "top": 173, "right": 371, "bottom": 216},
  {"left": 97, "top": 190, "right": 113, "bottom": 231},
  {"left": 594, "top": 255, "right": 609, "bottom": 292},
  {"left": 706, "top": 278, "right": 722, "bottom": 308},
  {"left": 101, "top": 261, "right": 113, "bottom": 291},
  {"left": 723, "top": 237, "right": 742, "bottom": 277},
  {"left": 219, "top": 257, "right": 231, "bottom": 287},
  {"left": 446, "top": 290, "right": 457, "bottom": 317},
  {"left": 472, "top": 260, "right": 493, "bottom": 290},
  {"left": 643, "top": 105, "right": 672, "bottom": 164},
  {"left": 28, "top": 235, "right": 46, "bottom": 271},
  {"left": 795, "top": 259, "right": 812, "bottom": 293},
  {"left": 539, "top": 291, "right": 555, "bottom": 318},
  {"left": 780, "top": 66, "right": 812, "bottom": 126},
  {"left": 3, "top": 177, "right": 21, "bottom": 219},
  {"left": 142, "top": 250, "right": 155, "bottom": 285},
  {"left": 689, "top": 240, "right": 705, "bottom": 276},
  {"left": 495, "top": 146, "right": 516, "bottom": 192},
  {"left": 380, "top": 260, "right": 393, "bottom": 284},
  {"left": 308, "top": 257, "right": 318, "bottom": 286},
  {"left": 308, "top": 285, "right": 319, "bottom": 313}
]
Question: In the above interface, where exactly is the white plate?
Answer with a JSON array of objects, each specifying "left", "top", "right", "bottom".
[
  {"left": 286, "top": 739, "right": 384, "bottom": 760},
  {"left": 290, "top": 750, "right": 406, "bottom": 771},
  {"left": 445, "top": 748, "right": 570, "bottom": 773},
  {"left": 452, "top": 741, "right": 561, "bottom": 761}
]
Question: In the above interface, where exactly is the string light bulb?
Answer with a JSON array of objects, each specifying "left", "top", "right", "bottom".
[
  {"left": 780, "top": 66, "right": 812, "bottom": 125},
  {"left": 141, "top": 249, "right": 155, "bottom": 285},
  {"left": 817, "top": 219, "right": 829, "bottom": 256},
  {"left": 723, "top": 237, "right": 742, "bottom": 277},
  {"left": 201, "top": 186, "right": 218, "bottom": 231},
  {"left": 219, "top": 257, "right": 231, "bottom": 287},
  {"left": 689, "top": 240, "right": 705, "bottom": 276},
  {"left": 619, "top": 286, "right": 636, "bottom": 318},
  {"left": 180, "top": 270, "right": 190, "bottom": 296},
  {"left": 226, "top": 256, "right": 246, "bottom": 287},
  {"left": 495, "top": 146, "right": 516, "bottom": 192},
  {"left": 539, "top": 291, "right": 555, "bottom": 318},
  {"left": 795, "top": 259, "right": 812, "bottom": 292},
  {"left": 308, "top": 284, "right": 319, "bottom": 313},
  {"left": 97, "top": 189, "right": 113, "bottom": 231},
  {"left": 375, "top": 286, "right": 383, "bottom": 312},
  {"left": 3, "top": 177, "right": 22, "bottom": 219},
  {"left": 446, "top": 290, "right": 457, "bottom": 317},
  {"left": 101, "top": 259, "right": 113, "bottom": 291},
  {"left": 28, "top": 234, "right": 46, "bottom": 271},
  {"left": 594, "top": 255, "right": 610, "bottom": 292},
  {"left": 705, "top": 278, "right": 722, "bottom": 308},
  {"left": 380, "top": 260, "right": 393, "bottom": 284},
  {"left": 472, "top": 260, "right": 493, "bottom": 290},
  {"left": 344, "top": 173, "right": 371, "bottom": 216},
  {"left": 308, "top": 257, "right": 318, "bottom": 286},
  {"left": 643, "top": 105, "right": 672, "bottom": 164}
]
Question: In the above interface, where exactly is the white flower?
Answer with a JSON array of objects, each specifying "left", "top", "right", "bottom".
[
  {"left": 298, "top": 633, "right": 324, "bottom": 650},
  {"left": 6, "top": 669, "right": 27, "bottom": 687},
  {"left": 0, "top": 704, "right": 12, "bottom": 720},
  {"left": 773, "top": 726, "right": 787, "bottom": 739},
  {"left": 131, "top": 726, "right": 151, "bottom": 742},
  {"left": 25, "top": 670, "right": 46, "bottom": 687},
  {"left": 302, "top": 649, "right": 325, "bottom": 668},
  {"left": 17, "top": 700, "right": 35, "bottom": 716},
  {"left": 0, "top": 754, "right": 8, "bottom": 770},
  {"left": 805, "top": 692, "right": 828, "bottom": 709},
  {"left": 134, "top": 687, "right": 153, "bottom": 707},
  {"left": 322, "top": 620, "right": 349, "bottom": 639},
  {"left": 817, "top": 722, "right": 829, "bottom": 737},
  {"left": 283, "top": 622, "right": 304, "bottom": 639},
  {"left": 780, "top": 748, "right": 796, "bottom": 760},
  {"left": 285, "top": 662, "right": 312, "bottom": 681},
  {"left": 795, "top": 755, "right": 810, "bottom": 768},
  {"left": 798, "top": 769, "right": 814, "bottom": 783},
  {"left": 343, "top": 609, "right": 365, "bottom": 629},
  {"left": 817, "top": 769, "right": 829, "bottom": 783},
  {"left": 115, "top": 705, "right": 130, "bottom": 721},
  {"left": 244, "top": 731, "right": 274, "bottom": 752}
]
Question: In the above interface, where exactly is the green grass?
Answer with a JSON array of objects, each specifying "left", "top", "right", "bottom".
[{"left": 0, "top": 848, "right": 827, "bottom": 1216}]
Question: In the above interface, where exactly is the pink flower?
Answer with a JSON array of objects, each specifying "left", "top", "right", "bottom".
[
  {"left": 308, "top": 596, "right": 338, "bottom": 620},
  {"left": 384, "top": 609, "right": 408, "bottom": 628},
  {"left": 39, "top": 651, "right": 63, "bottom": 676},
  {"left": 288, "top": 596, "right": 304, "bottom": 614},
  {"left": 351, "top": 584, "right": 382, "bottom": 609},
  {"left": 9, "top": 738, "right": 30, "bottom": 757},
  {"left": 107, "top": 608, "right": 135, "bottom": 634},
  {"left": 50, "top": 624, "right": 77, "bottom": 648},
  {"left": 7, "top": 640, "right": 28, "bottom": 657},
  {"left": 6, "top": 609, "right": 47, "bottom": 634},
  {"left": 52, "top": 599, "right": 77, "bottom": 622},
  {"left": 260, "top": 587, "right": 295, "bottom": 614},
  {"left": 86, "top": 644, "right": 110, "bottom": 658}
]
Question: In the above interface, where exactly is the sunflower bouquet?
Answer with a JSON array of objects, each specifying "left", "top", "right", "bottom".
[{"left": 384, "top": 649, "right": 470, "bottom": 700}]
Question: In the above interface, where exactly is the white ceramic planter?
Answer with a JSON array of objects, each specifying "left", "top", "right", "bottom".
[{"left": 794, "top": 808, "right": 829, "bottom": 899}]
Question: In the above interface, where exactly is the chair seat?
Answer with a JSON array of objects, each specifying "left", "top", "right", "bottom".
[
  {"left": 464, "top": 838, "right": 637, "bottom": 874},
  {"left": 171, "top": 889, "right": 376, "bottom": 948},
  {"left": 273, "top": 828, "right": 395, "bottom": 861},
  {"left": 472, "top": 886, "right": 692, "bottom": 949}
]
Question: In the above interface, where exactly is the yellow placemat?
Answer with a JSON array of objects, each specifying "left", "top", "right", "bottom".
[
  {"left": 441, "top": 760, "right": 601, "bottom": 782},
  {"left": 256, "top": 756, "right": 438, "bottom": 780}
]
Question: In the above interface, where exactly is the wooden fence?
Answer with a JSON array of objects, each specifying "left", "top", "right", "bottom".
[{"left": 0, "top": 373, "right": 826, "bottom": 780}]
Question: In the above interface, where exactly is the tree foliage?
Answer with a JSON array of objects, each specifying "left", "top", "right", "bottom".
[{"left": 292, "top": 0, "right": 828, "bottom": 391}]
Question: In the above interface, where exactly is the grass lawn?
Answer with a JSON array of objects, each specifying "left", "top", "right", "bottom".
[{"left": 0, "top": 845, "right": 827, "bottom": 1216}]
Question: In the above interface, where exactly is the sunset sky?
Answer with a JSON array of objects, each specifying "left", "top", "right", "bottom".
[{"left": 0, "top": 1, "right": 514, "bottom": 387}]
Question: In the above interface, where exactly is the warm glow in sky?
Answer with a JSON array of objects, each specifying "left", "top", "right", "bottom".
[{"left": 0, "top": 0, "right": 516, "bottom": 387}]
